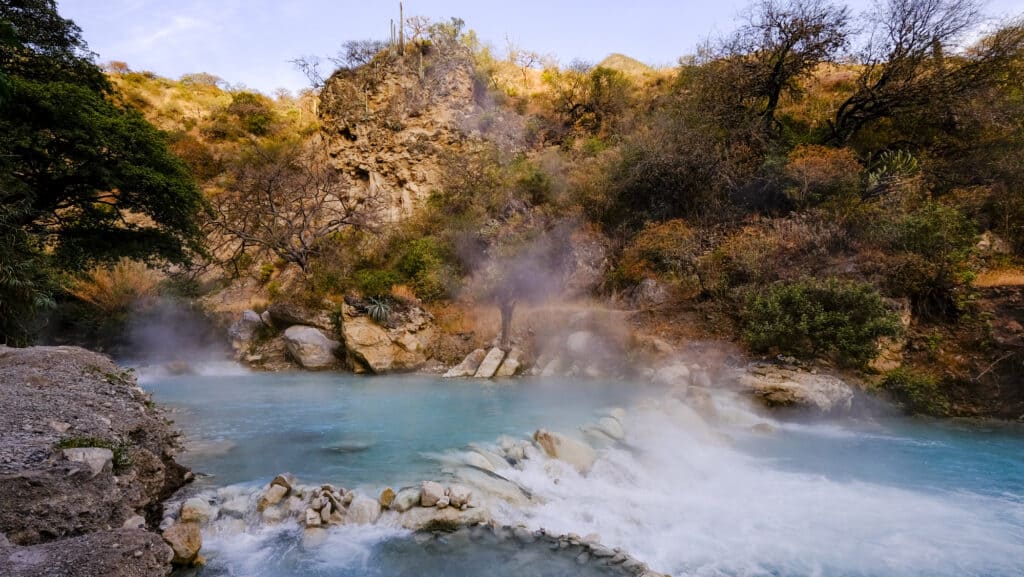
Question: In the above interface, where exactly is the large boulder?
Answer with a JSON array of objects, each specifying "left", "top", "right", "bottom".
[
  {"left": 282, "top": 325, "right": 341, "bottom": 370},
  {"left": 739, "top": 364, "right": 855, "bottom": 414},
  {"left": 340, "top": 304, "right": 434, "bottom": 373},
  {"left": 533, "top": 429, "right": 598, "bottom": 474},
  {"left": 162, "top": 521, "right": 202, "bottom": 566}
]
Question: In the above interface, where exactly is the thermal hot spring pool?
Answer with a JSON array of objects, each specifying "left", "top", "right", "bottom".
[{"left": 140, "top": 369, "right": 1024, "bottom": 577}]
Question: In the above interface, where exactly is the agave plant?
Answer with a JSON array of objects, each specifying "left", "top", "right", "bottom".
[
  {"left": 867, "top": 150, "right": 919, "bottom": 193},
  {"left": 366, "top": 297, "right": 392, "bottom": 325}
]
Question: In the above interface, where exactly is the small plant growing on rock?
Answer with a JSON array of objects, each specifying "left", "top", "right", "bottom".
[{"left": 366, "top": 297, "right": 392, "bottom": 324}]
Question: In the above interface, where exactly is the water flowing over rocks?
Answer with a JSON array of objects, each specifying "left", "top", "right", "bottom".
[{"left": 0, "top": 346, "right": 189, "bottom": 576}]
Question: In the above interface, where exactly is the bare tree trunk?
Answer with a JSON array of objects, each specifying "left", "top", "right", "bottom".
[{"left": 498, "top": 298, "right": 517, "bottom": 351}]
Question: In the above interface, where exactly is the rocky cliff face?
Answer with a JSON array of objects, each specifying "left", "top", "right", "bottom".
[{"left": 318, "top": 44, "right": 483, "bottom": 220}]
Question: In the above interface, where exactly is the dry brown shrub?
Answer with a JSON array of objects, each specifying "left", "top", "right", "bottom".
[{"left": 67, "top": 258, "right": 162, "bottom": 316}]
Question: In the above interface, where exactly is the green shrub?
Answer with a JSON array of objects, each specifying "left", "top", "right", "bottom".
[
  {"left": 879, "top": 368, "right": 949, "bottom": 416},
  {"left": 866, "top": 202, "right": 977, "bottom": 318},
  {"left": 396, "top": 238, "right": 445, "bottom": 279},
  {"left": 743, "top": 277, "right": 902, "bottom": 365},
  {"left": 354, "top": 269, "right": 402, "bottom": 299}
]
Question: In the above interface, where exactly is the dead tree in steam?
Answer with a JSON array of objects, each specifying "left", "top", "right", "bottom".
[
  {"left": 472, "top": 228, "right": 575, "bottom": 351},
  {"left": 209, "top": 141, "right": 382, "bottom": 273}
]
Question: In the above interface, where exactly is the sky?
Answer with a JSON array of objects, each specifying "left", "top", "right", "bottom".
[{"left": 59, "top": 0, "right": 1024, "bottom": 95}]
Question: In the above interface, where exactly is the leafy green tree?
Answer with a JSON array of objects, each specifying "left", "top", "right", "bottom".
[{"left": 0, "top": 0, "right": 205, "bottom": 343}]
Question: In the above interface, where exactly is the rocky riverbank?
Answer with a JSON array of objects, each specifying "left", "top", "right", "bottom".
[{"left": 0, "top": 346, "right": 189, "bottom": 577}]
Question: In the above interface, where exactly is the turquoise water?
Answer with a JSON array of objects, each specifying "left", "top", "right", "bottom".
[
  {"left": 143, "top": 371, "right": 635, "bottom": 488},
  {"left": 143, "top": 370, "right": 1024, "bottom": 577}
]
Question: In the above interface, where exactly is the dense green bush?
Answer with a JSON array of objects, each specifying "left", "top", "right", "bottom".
[
  {"left": 879, "top": 368, "right": 949, "bottom": 416},
  {"left": 866, "top": 202, "right": 977, "bottom": 318},
  {"left": 353, "top": 269, "right": 402, "bottom": 299},
  {"left": 743, "top": 277, "right": 902, "bottom": 365}
]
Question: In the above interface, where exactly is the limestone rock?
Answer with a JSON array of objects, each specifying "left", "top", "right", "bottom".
[
  {"left": 257, "top": 484, "right": 288, "bottom": 511},
  {"left": 61, "top": 447, "right": 113, "bottom": 478},
  {"left": 378, "top": 487, "right": 396, "bottom": 509},
  {"left": 341, "top": 304, "right": 433, "bottom": 374},
  {"left": 347, "top": 496, "right": 382, "bottom": 525},
  {"left": 180, "top": 497, "right": 214, "bottom": 524},
  {"left": 163, "top": 522, "right": 202, "bottom": 566},
  {"left": 270, "top": 473, "right": 294, "bottom": 492},
  {"left": 228, "top": 309, "right": 263, "bottom": 344},
  {"left": 282, "top": 325, "right": 340, "bottom": 370},
  {"left": 420, "top": 481, "right": 445, "bottom": 507},
  {"left": 473, "top": 347, "right": 506, "bottom": 379},
  {"left": 397, "top": 504, "right": 490, "bottom": 531},
  {"left": 391, "top": 487, "right": 421, "bottom": 512},
  {"left": 267, "top": 302, "right": 331, "bottom": 330},
  {"left": 534, "top": 429, "right": 598, "bottom": 474},
  {"left": 443, "top": 348, "right": 487, "bottom": 378},
  {"left": 305, "top": 508, "right": 322, "bottom": 527},
  {"left": 121, "top": 514, "right": 146, "bottom": 529},
  {"left": 494, "top": 347, "right": 523, "bottom": 378},
  {"left": 447, "top": 484, "right": 473, "bottom": 508},
  {"left": 739, "top": 364, "right": 855, "bottom": 414}
]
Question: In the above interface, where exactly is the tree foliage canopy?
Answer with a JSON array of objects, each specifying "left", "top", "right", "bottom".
[{"left": 0, "top": 0, "right": 205, "bottom": 343}]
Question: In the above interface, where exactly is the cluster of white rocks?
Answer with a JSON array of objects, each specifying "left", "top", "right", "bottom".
[{"left": 443, "top": 346, "right": 523, "bottom": 379}]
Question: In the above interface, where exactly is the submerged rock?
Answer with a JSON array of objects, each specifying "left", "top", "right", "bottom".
[{"left": 534, "top": 429, "right": 598, "bottom": 474}]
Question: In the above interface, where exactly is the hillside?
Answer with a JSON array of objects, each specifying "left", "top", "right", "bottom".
[{"left": 9, "top": 5, "right": 1024, "bottom": 419}]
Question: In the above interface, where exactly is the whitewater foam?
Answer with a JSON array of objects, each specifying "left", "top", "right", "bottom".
[{"left": 493, "top": 398, "right": 1024, "bottom": 577}]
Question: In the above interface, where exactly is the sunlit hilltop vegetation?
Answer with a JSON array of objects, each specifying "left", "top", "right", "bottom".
[{"left": 3, "top": 0, "right": 1024, "bottom": 416}]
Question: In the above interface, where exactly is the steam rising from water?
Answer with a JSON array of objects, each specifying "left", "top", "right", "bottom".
[{"left": 496, "top": 398, "right": 1024, "bottom": 576}]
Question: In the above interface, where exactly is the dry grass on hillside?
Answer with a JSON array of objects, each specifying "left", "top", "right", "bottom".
[{"left": 973, "top": 267, "right": 1024, "bottom": 287}]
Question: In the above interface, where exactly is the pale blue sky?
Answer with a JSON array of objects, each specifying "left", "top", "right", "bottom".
[{"left": 58, "top": 0, "right": 1023, "bottom": 94}]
